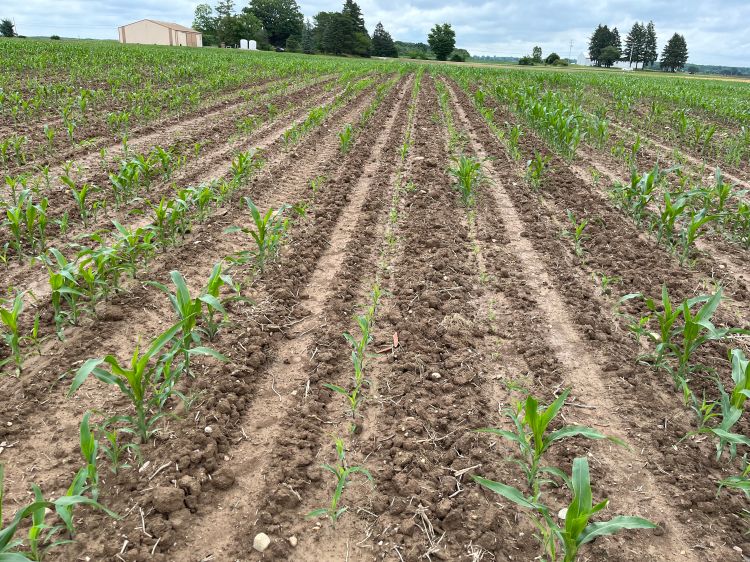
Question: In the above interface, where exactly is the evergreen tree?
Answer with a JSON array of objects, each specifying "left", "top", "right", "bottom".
[
  {"left": 0, "top": 19, "right": 16, "bottom": 37},
  {"left": 611, "top": 27, "right": 622, "bottom": 55},
  {"left": 342, "top": 0, "right": 366, "bottom": 34},
  {"left": 371, "top": 22, "right": 397, "bottom": 57},
  {"left": 301, "top": 18, "right": 315, "bottom": 54},
  {"left": 428, "top": 23, "right": 456, "bottom": 61},
  {"left": 588, "top": 24, "right": 613, "bottom": 66},
  {"left": 660, "top": 33, "right": 688, "bottom": 72},
  {"left": 624, "top": 22, "right": 646, "bottom": 68},
  {"left": 321, "top": 12, "right": 354, "bottom": 55},
  {"left": 643, "top": 21, "right": 658, "bottom": 68}
]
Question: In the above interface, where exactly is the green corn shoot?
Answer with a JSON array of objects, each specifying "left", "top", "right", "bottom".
[
  {"left": 307, "top": 437, "right": 373, "bottom": 525},
  {"left": 477, "top": 388, "right": 621, "bottom": 500},
  {"left": 474, "top": 457, "right": 656, "bottom": 562},
  {"left": 0, "top": 291, "right": 25, "bottom": 372},
  {"left": 449, "top": 154, "right": 484, "bottom": 206}
]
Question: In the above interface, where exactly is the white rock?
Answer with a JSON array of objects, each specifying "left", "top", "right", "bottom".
[
  {"left": 253, "top": 533, "right": 271, "bottom": 552},
  {"left": 429, "top": 372, "right": 442, "bottom": 381},
  {"left": 204, "top": 426, "right": 213, "bottom": 434},
  {"left": 558, "top": 507, "right": 568, "bottom": 520},
  {"left": 288, "top": 536, "right": 298, "bottom": 547}
]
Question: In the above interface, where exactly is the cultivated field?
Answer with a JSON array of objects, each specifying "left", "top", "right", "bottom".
[{"left": 1, "top": 39, "right": 750, "bottom": 561}]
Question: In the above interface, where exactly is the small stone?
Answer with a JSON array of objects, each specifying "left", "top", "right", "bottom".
[
  {"left": 253, "top": 533, "right": 271, "bottom": 552},
  {"left": 288, "top": 536, "right": 298, "bottom": 547},
  {"left": 557, "top": 507, "right": 567, "bottom": 520},
  {"left": 204, "top": 426, "right": 213, "bottom": 434},
  {"left": 429, "top": 372, "right": 441, "bottom": 381}
]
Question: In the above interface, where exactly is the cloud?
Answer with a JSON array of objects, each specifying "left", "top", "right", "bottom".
[{"left": 9, "top": 0, "right": 750, "bottom": 66}]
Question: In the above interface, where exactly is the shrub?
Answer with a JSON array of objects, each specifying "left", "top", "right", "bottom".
[
  {"left": 518, "top": 56, "right": 534, "bottom": 66},
  {"left": 553, "top": 58, "right": 569, "bottom": 66},
  {"left": 545, "top": 52, "right": 560, "bottom": 65},
  {"left": 50, "top": 35, "right": 61, "bottom": 40}
]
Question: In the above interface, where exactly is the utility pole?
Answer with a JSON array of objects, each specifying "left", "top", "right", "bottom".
[{"left": 568, "top": 39, "right": 573, "bottom": 62}]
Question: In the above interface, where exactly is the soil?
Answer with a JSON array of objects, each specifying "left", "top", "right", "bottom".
[{"left": 1, "top": 68, "right": 749, "bottom": 562}]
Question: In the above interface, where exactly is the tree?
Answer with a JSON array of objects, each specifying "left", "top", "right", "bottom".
[
  {"left": 341, "top": 0, "right": 366, "bottom": 34},
  {"left": 611, "top": 27, "right": 622, "bottom": 54},
  {"left": 236, "top": 11, "right": 267, "bottom": 44},
  {"left": 624, "top": 22, "right": 646, "bottom": 68},
  {"left": 1, "top": 19, "right": 16, "bottom": 37},
  {"left": 643, "top": 21, "right": 658, "bottom": 68},
  {"left": 545, "top": 52, "right": 560, "bottom": 65},
  {"left": 245, "top": 0, "right": 304, "bottom": 47},
  {"left": 660, "top": 33, "right": 688, "bottom": 72},
  {"left": 600, "top": 45, "right": 620, "bottom": 68},
  {"left": 428, "top": 23, "right": 455, "bottom": 61},
  {"left": 532, "top": 46, "right": 542, "bottom": 63},
  {"left": 193, "top": 4, "right": 218, "bottom": 45},
  {"left": 371, "top": 22, "right": 397, "bottom": 57},
  {"left": 588, "top": 24, "right": 615, "bottom": 66},
  {"left": 301, "top": 18, "right": 315, "bottom": 54},
  {"left": 214, "top": 0, "right": 238, "bottom": 45}
]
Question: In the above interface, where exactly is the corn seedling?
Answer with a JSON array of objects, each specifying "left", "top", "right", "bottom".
[
  {"left": 678, "top": 209, "right": 717, "bottom": 265},
  {"left": 526, "top": 151, "right": 551, "bottom": 190},
  {"left": 474, "top": 457, "right": 656, "bottom": 562},
  {"left": 0, "top": 464, "right": 116, "bottom": 561},
  {"left": 98, "top": 421, "right": 140, "bottom": 474},
  {"left": 68, "top": 322, "right": 222, "bottom": 442},
  {"left": 449, "top": 154, "right": 484, "bottom": 206},
  {"left": 47, "top": 248, "right": 86, "bottom": 338},
  {"left": 226, "top": 198, "right": 289, "bottom": 272},
  {"left": 230, "top": 149, "right": 262, "bottom": 184},
  {"left": 611, "top": 165, "right": 661, "bottom": 226},
  {"left": 339, "top": 123, "right": 354, "bottom": 154},
  {"left": 563, "top": 210, "right": 588, "bottom": 257},
  {"left": 307, "top": 437, "right": 373, "bottom": 524},
  {"left": 0, "top": 291, "right": 25, "bottom": 372},
  {"left": 477, "top": 388, "right": 620, "bottom": 500}
]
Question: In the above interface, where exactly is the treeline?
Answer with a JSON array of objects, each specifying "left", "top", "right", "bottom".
[
  {"left": 192, "top": 0, "right": 397, "bottom": 57},
  {"left": 588, "top": 21, "right": 688, "bottom": 72},
  {"left": 393, "top": 40, "right": 469, "bottom": 62}
]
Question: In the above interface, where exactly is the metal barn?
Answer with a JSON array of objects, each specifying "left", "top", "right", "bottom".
[{"left": 118, "top": 19, "right": 203, "bottom": 47}]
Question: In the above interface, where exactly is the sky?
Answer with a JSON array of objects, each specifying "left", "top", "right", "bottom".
[{"left": 8, "top": 0, "right": 750, "bottom": 67}]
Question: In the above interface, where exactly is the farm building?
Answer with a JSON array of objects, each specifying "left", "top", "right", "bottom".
[{"left": 118, "top": 20, "right": 202, "bottom": 47}]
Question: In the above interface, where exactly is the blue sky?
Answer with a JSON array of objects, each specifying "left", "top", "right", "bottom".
[{"left": 8, "top": 0, "right": 750, "bottom": 66}]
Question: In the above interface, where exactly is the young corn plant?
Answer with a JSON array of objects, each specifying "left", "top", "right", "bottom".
[
  {"left": 678, "top": 209, "right": 717, "bottom": 265},
  {"left": 47, "top": 248, "right": 86, "bottom": 338},
  {"left": 98, "top": 420, "right": 140, "bottom": 474},
  {"left": 526, "top": 151, "right": 551, "bottom": 190},
  {"left": 0, "top": 291, "right": 25, "bottom": 373},
  {"left": 449, "top": 155, "right": 484, "bottom": 206},
  {"left": 0, "top": 465, "right": 116, "bottom": 561},
  {"left": 230, "top": 149, "right": 262, "bottom": 184},
  {"left": 69, "top": 322, "right": 222, "bottom": 443},
  {"left": 324, "top": 285, "right": 381, "bottom": 421},
  {"left": 562, "top": 210, "right": 588, "bottom": 257},
  {"left": 226, "top": 198, "right": 289, "bottom": 273},
  {"left": 476, "top": 389, "right": 621, "bottom": 500},
  {"left": 339, "top": 123, "right": 354, "bottom": 154},
  {"left": 474, "top": 457, "right": 656, "bottom": 562},
  {"left": 148, "top": 271, "right": 220, "bottom": 374},
  {"left": 307, "top": 437, "right": 373, "bottom": 525}
]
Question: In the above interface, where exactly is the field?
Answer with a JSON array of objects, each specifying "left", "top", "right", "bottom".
[{"left": 1, "top": 38, "right": 750, "bottom": 561}]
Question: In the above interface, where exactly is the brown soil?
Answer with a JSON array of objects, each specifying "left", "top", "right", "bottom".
[{"left": 2, "top": 68, "right": 749, "bottom": 562}]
